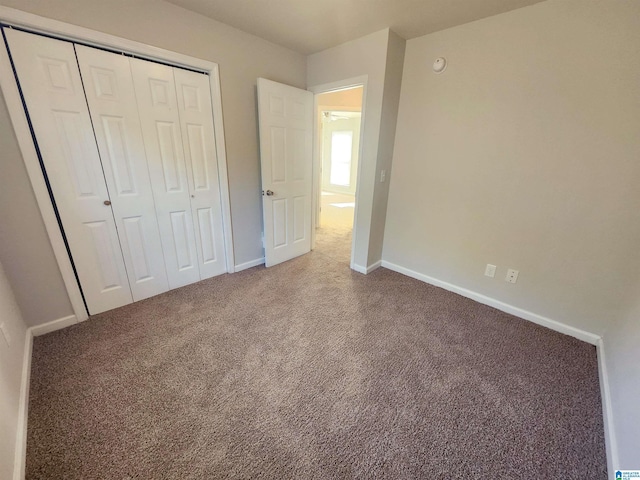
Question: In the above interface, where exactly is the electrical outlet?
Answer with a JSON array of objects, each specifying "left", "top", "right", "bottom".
[
  {"left": 505, "top": 269, "right": 519, "bottom": 284},
  {"left": 380, "top": 170, "right": 386, "bottom": 183},
  {"left": 0, "top": 322, "right": 10, "bottom": 346},
  {"left": 484, "top": 264, "right": 496, "bottom": 278}
]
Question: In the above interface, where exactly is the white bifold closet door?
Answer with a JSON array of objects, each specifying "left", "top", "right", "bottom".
[
  {"left": 172, "top": 68, "right": 227, "bottom": 280},
  {"left": 74, "top": 45, "right": 170, "bottom": 300},
  {"left": 6, "top": 29, "right": 228, "bottom": 315},
  {"left": 5, "top": 29, "right": 136, "bottom": 314},
  {"left": 128, "top": 58, "right": 200, "bottom": 289},
  {"left": 129, "top": 57, "right": 226, "bottom": 286}
]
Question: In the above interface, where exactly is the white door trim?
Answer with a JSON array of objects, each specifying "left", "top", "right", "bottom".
[
  {"left": 309, "top": 76, "right": 367, "bottom": 271},
  {"left": 0, "top": 6, "right": 236, "bottom": 321}
]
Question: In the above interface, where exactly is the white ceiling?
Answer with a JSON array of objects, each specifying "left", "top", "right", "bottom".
[{"left": 164, "top": 0, "right": 545, "bottom": 55}]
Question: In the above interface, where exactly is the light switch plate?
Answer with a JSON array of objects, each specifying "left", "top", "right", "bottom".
[{"left": 484, "top": 264, "right": 496, "bottom": 278}]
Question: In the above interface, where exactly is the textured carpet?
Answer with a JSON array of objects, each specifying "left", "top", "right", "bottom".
[{"left": 26, "top": 225, "right": 606, "bottom": 479}]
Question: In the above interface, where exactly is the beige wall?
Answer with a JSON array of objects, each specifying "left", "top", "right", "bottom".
[
  {"left": 0, "top": 259, "right": 28, "bottom": 480},
  {"left": 308, "top": 29, "right": 405, "bottom": 270},
  {"left": 0, "top": 0, "right": 306, "bottom": 326},
  {"left": 383, "top": 0, "right": 640, "bottom": 336}
]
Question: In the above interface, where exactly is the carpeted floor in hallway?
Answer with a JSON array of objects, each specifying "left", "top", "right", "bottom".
[{"left": 26, "top": 223, "right": 606, "bottom": 479}]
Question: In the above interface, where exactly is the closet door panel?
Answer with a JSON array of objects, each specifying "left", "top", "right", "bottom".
[
  {"left": 130, "top": 58, "right": 200, "bottom": 289},
  {"left": 174, "top": 68, "right": 227, "bottom": 278},
  {"left": 75, "top": 45, "right": 169, "bottom": 301},
  {"left": 5, "top": 29, "right": 132, "bottom": 314}
]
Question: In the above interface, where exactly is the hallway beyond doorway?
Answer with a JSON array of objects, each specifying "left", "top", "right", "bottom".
[
  {"left": 314, "top": 85, "right": 363, "bottom": 259},
  {"left": 320, "top": 191, "right": 355, "bottom": 232},
  {"left": 316, "top": 191, "right": 355, "bottom": 264}
]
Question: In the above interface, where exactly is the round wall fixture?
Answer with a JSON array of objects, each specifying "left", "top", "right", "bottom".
[{"left": 433, "top": 57, "right": 447, "bottom": 74}]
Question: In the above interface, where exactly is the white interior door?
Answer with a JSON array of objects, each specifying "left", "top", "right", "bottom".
[
  {"left": 75, "top": 45, "right": 170, "bottom": 301},
  {"left": 257, "top": 78, "right": 313, "bottom": 267},
  {"left": 130, "top": 58, "right": 201, "bottom": 289},
  {"left": 321, "top": 113, "right": 361, "bottom": 195},
  {"left": 174, "top": 68, "right": 227, "bottom": 279},
  {"left": 5, "top": 29, "right": 132, "bottom": 314}
]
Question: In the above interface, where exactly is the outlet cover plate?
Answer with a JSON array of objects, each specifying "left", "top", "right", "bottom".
[{"left": 506, "top": 269, "right": 519, "bottom": 284}]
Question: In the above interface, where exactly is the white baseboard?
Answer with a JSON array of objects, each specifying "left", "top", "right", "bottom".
[
  {"left": 30, "top": 314, "right": 78, "bottom": 337},
  {"left": 14, "top": 314, "right": 80, "bottom": 478},
  {"left": 13, "top": 314, "right": 81, "bottom": 478},
  {"left": 13, "top": 328, "right": 33, "bottom": 480},
  {"left": 352, "top": 260, "right": 382, "bottom": 275},
  {"left": 234, "top": 257, "right": 265, "bottom": 272},
  {"left": 366, "top": 260, "right": 382, "bottom": 274},
  {"left": 352, "top": 264, "right": 366, "bottom": 274},
  {"left": 380, "top": 260, "right": 600, "bottom": 345},
  {"left": 596, "top": 338, "right": 618, "bottom": 475}
]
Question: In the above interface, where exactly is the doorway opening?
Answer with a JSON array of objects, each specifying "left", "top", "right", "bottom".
[{"left": 314, "top": 86, "right": 364, "bottom": 261}]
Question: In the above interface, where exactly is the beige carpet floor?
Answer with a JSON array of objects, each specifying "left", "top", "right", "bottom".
[{"left": 26, "top": 224, "right": 606, "bottom": 479}]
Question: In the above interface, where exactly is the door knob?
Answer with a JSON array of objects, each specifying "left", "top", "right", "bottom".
[
  {"left": 265, "top": 190, "right": 275, "bottom": 196},
  {"left": 103, "top": 200, "right": 112, "bottom": 206}
]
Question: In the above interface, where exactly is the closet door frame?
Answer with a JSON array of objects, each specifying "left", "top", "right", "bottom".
[{"left": 0, "top": 6, "right": 236, "bottom": 323}]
